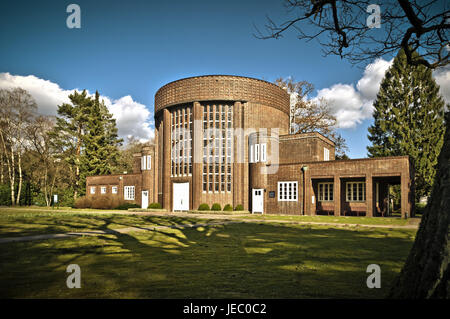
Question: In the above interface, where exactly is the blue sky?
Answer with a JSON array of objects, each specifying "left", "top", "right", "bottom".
[{"left": 1, "top": 0, "right": 448, "bottom": 158}]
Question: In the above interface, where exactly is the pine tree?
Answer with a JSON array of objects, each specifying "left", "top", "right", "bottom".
[{"left": 367, "top": 49, "right": 446, "bottom": 201}]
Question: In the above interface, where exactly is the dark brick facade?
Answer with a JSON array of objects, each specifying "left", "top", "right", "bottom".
[{"left": 86, "top": 75, "right": 414, "bottom": 217}]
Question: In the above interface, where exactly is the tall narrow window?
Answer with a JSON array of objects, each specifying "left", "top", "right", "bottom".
[
  {"left": 249, "top": 144, "right": 254, "bottom": 163},
  {"left": 202, "top": 103, "right": 232, "bottom": 193},
  {"left": 254, "top": 144, "right": 260, "bottom": 162},
  {"left": 170, "top": 106, "right": 192, "bottom": 177},
  {"left": 324, "top": 148, "right": 330, "bottom": 161},
  {"left": 146, "top": 155, "right": 151, "bottom": 170},
  {"left": 141, "top": 156, "right": 146, "bottom": 170},
  {"left": 260, "top": 143, "right": 267, "bottom": 162}
]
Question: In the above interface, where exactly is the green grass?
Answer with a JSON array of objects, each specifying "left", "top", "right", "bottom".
[
  {"left": 238, "top": 213, "right": 420, "bottom": 226},
  {"left": 0, "top": 208, "right": 216, "bottom": 238},
  {"left": 0, "top": 208, "right": 417, "bottom": 298}
]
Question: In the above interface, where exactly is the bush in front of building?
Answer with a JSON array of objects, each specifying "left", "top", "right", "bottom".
[
  {"left": 234, "top": 204, "right": 244, "bottom": 211},
  {"left": 149, "top": 202, "right": 162, "bottom": 209},
  {"left": 198, "top": 203, "right": 210, "bottom": 210},
  {"left": 74, "top": 196, "right": 92, "bottom": 209},
  {"left": 91, "top": 195, "right": 115, "bottom": 209},
  {"left": 115, "top": 203, "right": 141, "bottom": 210},
  {"left": 223, "top": 204, "right": 233, "bottom": 211},
  {"left": 211, "top": 203, "right": 221, "bottom": 211}
]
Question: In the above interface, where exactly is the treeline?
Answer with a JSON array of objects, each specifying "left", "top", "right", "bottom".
[{"left": 0, "top": 88, "right": 149, "bottom": 207}]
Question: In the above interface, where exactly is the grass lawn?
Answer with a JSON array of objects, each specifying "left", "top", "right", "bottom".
[
  {"left": 0, "top": 208, "right": 417, "bottom": 298},
  {"left": 237, "top": 213, "right": 421, "bottom": 226}
]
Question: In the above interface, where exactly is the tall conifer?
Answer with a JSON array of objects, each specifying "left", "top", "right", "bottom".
[
  {"left": 367, "top": 49, "right": 446, "bottom": 200},
  {"left": 79, "top": 91, "right": 123, "bottom": 192}
]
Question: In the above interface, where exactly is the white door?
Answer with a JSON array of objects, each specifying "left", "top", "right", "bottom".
[
  {"left": 173, "top": 182, "right": 189, "bottom": 211},
  {"left": 252, "top": 189, "right": 264, "bottom": 214},
  {"left": 141, "top": 191, "right": 149, "bottom": 209}
]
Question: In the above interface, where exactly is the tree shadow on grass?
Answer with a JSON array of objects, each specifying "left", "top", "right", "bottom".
[{"left": 0, "top": 216, "right": 416, "bottom": 298}]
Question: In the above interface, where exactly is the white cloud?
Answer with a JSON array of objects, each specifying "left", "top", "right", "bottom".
[
  {"left": 433, "top": 67, "right": 450, "bottom": 104},
  {"left": 104, "top": 95, "right": 154, "bottom": 142},
  {"left": 315, "top": 59, "right": 450, "bottom": 129},
  {"left": 315, "top": 58, "right": 392, "bottom": 129},
  {"left": 356, "top": 58, "right": 393, "bottom": 101},
  {"left": 0, "top": 72, "right": 154, "bottom": 142}
]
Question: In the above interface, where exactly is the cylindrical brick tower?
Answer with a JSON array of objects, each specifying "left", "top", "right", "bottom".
[{"left": 154, "top": 75, "right": 290, "bottom": 211}]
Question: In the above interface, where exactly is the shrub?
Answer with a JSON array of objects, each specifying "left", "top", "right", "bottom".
[
  {"left": 74, "top": 196, "right": 92, "bottom": 209},
  {"left": 149, "top": 202, "right": 162, "bottom": 209},
  {"left": 234, "top": 204, "right": 244, "bottom": 211},
  {"left": 211, "top": 203, "right": 221, "bottom": 211},
  {"left": 115, "top": 203, "right": 140, "bottom": 210},
  {"left": 223, "top": 204, "right": 233, "bottom": 211},
  {"left": 198, "top": 203, "right": 210, "bottom": 211},
  {"left": 91, "top": 195, "right": 113, "bottom": 209}
]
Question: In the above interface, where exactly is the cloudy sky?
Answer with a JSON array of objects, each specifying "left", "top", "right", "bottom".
[{"left": 0, "top": 0, "right": 448, "bottom": 157}]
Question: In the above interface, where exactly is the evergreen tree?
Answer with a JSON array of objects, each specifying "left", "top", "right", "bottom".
[
  {"left": 48, "top": 90, "right": 93, "bottom": 200},
  {"left": 50, "top": 90, "right": 122, "bottom": 198},
  {"left": 367, "top": 49, "right": 446, "bottom": 201},
  {"left": 79, "top": 91, "right": 122, "bottom": 189}
]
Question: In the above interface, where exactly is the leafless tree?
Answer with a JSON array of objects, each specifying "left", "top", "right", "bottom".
[
  {"left": 0, "top": 88, "right": 37, "bottom": 205},
  {"left": 26, "top": 116, "right": 60, "bottom": 206},
  {"left": 276, "top": 77, "right": 349, "bottom": 157},
  {"left": 256, "top": 0, "right": 449, "bottom": 69}
]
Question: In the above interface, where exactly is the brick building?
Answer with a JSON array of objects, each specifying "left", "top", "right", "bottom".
[{"left": 86, "top": 75, "right": 414, "bottom": 217}]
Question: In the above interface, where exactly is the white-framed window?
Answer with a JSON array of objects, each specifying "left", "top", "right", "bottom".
[
  {"left": 100, "top": 186, "right": 107, "bottom": 194},
  {"left": 346, "top": 182, "right": 365, "bottom": 202},
  {"left": 318, "top": 182, "right": 334, "bottom": 201},
  {"left": 90, "top": 186, "right": 96, "bottom": 194},
  {"left": 141, "top": 156, "right": 146, "bottom": 171},
  {"left": 324, "top": 148, "right": 330, "bottom": 161},
  {"left": 250, "top": 143, "right": 266, "bottom": 163},
  {"left": 111, "top": 186, "right": 118, "bottom": 194},
  {"left": 260, "top": 143, "right": 267, "bottom": 162},
  {"left": 278, "top": 181, "right": 298, "bottom": 201},
  {"left": 146, "top": 155, "right": 151, "bottom": 170},
  {"left": 124, "top": 186, "right": 135, "bottom": 200}
]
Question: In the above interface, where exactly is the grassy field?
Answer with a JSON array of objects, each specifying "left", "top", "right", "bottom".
[
  {"left": 237, "top": 213, "right": 421, "bottom": 226},
  {"left": 0, "top": 208, "right": 417, "bottom": 298}
]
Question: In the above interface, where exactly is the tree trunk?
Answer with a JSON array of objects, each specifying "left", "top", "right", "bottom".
[
  {"left": 74, "top": 126, "right": 82, "bottom": 201},
  {"left": 49, "top": 163, "right": 58, "bottom": 207},
  {"left": 43, "top": 166, "right": 49, "bottom": 207},
  {"left": 389, "top": 113, "right": 449, "bottom": 298},
  {"left": 16, "top": 150, "right": 22, "bottom": 205},
  {"left": 1, "top": 149, "right": 3, "bottom": 184},
  {"left": 9, "top": 150, "right": 15, "bottom": 206}
]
